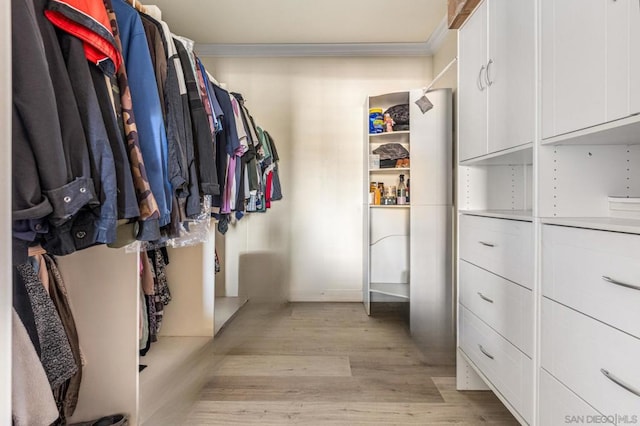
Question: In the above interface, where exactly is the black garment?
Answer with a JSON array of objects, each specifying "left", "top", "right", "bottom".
[
  {"left": 174, "top": 38, "right": 219, "bottom": 197},
  {"left": 11, "top": 0, "right": 96, "bottom": 263},
  {"left": 46, "top": 32, "right": 118, "bottom": 251},
  {"left": 164, "top": 42, "right": 200, "bottom": 218},
  {"left": 212, "top": 84, "right": 241, "bottom": 208},
  {"left": 89, "top": 65, "right": 140, "bottom": 220}
]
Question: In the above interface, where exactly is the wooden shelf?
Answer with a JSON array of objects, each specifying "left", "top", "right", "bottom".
[
  {"left": 541, "top": 217, "right": 640, "bottom": 235},
  {"left": 459, "top": 209, "right": 533, "bottom": 222},
  {"left": 541, "top": 114, "right": 640, "bottom": 146},
  {"left": 459, "top": 143, "right": 533, "bottom": 166},
  {"left": 370, "top": 282, "right": 410, "bottom": 300}
]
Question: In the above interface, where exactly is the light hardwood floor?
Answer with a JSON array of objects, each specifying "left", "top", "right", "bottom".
[{"left": 185, "top": 302, "right": 518, "bottom": 425}]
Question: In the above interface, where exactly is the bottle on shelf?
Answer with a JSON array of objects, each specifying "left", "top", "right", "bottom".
[
  {"left": 397, "top": 174, "right": 407, "bottom": 205},
  {"left": 406, "top": 178, "right": 410, "bottom": 204},
  {"left": 370, "top": 182, "right": 381, "bottom": 205}
]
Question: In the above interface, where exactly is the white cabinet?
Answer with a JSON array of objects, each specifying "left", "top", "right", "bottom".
[
  {"left": 542, "top": 225, "right": 640, "bottom": 339},
  {"left": 364, "top": 89, "right": 453, "bottom": 355},
  {"left": 459, "top": 214, "right": 533, "bottom": 288},
  {"left": 541, "top": 299, "right": 640, "bottom": 418},
  {"left": 459, "top": 260, "right": 533, "bottom": 356},
  {"left": 458, "top": 0, "right": 535, "bottom": 162},
  {"left": 459, "top": 306, "right": 533, "bottom": 423},
  {"left": 541, "top": 0, "right": 640, "bottom": 139},
  {"left": 459, "top": 0, "right": 488, "bottom": 161}
]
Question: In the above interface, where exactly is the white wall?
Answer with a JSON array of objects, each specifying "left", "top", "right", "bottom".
[
  {"left": 1, "top": 0, "right": 11, "bottom": 421},
  {"left": 201, "top": 56, "right": 432, "bottom": 301},
  {"left": 432, "top": 31, "right": 458, "bottom": 91}
]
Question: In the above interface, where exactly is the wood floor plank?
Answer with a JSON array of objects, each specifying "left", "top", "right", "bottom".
[
  {"left": 212, "top": 355, "right": 352, "bottom": 377},
  {"left": 201, "top": 375, "right": 444, "bottom": 403},
  {"left": 185, "top": 401, "right": 499, "bottom": 425},
  {"left": 185, "top": 303, "right": 518, "bottom": 424}
]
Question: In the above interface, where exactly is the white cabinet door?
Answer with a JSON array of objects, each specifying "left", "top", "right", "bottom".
[
  {"left": 630, "top": 0, "right": 640, "bottom": 115},
  {"left": 458, "top": 1, "right": 488, "bottom": 161},
  {"left": 541, "top": 0, "right": 607, "bottom": 138},
  {"left": 607, "top": 0, "right": 631, "bottom": 123},
  {"left": 487, "top": 0, "right": 534, "bottom": 153}
]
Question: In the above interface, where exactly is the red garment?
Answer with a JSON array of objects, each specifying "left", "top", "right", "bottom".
[
  {"left": 265, "top": 171, "right": 273, "bottom": 209},
  {"left": 45, "top": 0, "right": 122, "bottom": 76}
]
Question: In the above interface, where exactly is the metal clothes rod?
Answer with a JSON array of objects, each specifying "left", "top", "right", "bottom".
[{"left": 424, "top": 56, "right": 458, "bottom": 93}]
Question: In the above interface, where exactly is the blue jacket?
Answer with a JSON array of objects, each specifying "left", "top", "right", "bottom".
[{"left": 113, "top": 0, "right": 172, "bottom": 226}]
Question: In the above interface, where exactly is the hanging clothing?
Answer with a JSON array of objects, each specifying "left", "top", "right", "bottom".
[
  {"left": 103, "top": 0, "right": 162, "bottom": 241},
  {"left": 44, "top": 254, "right": 83, "bottom": 420},
  {"left": 11, "top": 0, "right": 94, "bottom": 263},
  {"left": 15, "top": 263, "right": 77, "bottom": 389},
  {"left": 44, "top": 0, "right": 122, "bottom": 77},
  {"left": 12, "top": 309, "right": 60, "bottom": 426},
  {"left": 113, "top": 0, "right": 172, "bottom": 228},
  {"left": 174, "top": 38, "right": 220, "bottom": 197}
]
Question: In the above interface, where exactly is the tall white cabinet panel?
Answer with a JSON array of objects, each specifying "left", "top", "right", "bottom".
[
  {"left": 631, "top": 0, "right": 640, "bottom": 114},
  {"left": 57, "top": 248, "right": 140, "bottom": 424},
  {"left": 458, "top": 0, "right": 488, "bottom": 161},
  {"left": 410, "top": 205, "right": 454, "bottom": 354},
  {"left": 487, "top": 0, "right": 535, "bottom": 153},
  {"left": 541, "top": 0, "right": 640, "bottom": 139}
]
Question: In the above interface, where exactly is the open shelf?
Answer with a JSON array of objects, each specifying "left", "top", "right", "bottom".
[
  {"left": 541, "top": 217, "right": 640, "bottom": 235},
  {"left": 542, "top": 114, "right": 640, "bottom": 146},
  {"left": 369, "top": 167, "right": 410, "bottom": 173},
  {"left": 370, "top": 282, "right": 410, "bottom": 299},
  {"left": 460, "top": 143, "right": 533, "bottom": 166},
  {"left": 370, "top": 205, "right": 411, "bottom": 209},
  {"left": 369, "top": 130, "right": 410, "bottom": 139},
  {"left": 139, "top": 336, "right": 212, "bottom": 424},
  {"left": 459, "top": 209, "right": 533, "bottom": 222}
]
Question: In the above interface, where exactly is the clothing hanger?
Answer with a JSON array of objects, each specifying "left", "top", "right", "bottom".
[{"left": 126, "top": 0, "right": 147, "bottom": 14}]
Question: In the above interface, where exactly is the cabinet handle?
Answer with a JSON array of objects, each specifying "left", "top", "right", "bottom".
[
  {"left": 478, "top": 65, "right": 486, "bottom": 91},
  {"left": 478, "top": 344, "right": 495, "bottom": 360},
  {"left": 601, "top": 368, "right": 640, "bottom": 398},
  {"left": 478, "top": 241, "right": 495, "bottom": 247},
  {"left": 486, "top": 59, "right": 494, "bottom": 86},
  {"left": 602, "top": 276, "right": 640, "bottom": 291},
  {"left": 477, "top": 292, "right": 494, "bottom": 303}
]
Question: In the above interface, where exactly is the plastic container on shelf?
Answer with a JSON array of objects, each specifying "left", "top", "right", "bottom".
[{"left": 369, "top": 108, "right": 384, "bottom": 134}]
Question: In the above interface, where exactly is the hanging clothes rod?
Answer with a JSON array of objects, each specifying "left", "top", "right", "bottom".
[{"left": 423, "top": 56, "right": 458, "bottom": 93}]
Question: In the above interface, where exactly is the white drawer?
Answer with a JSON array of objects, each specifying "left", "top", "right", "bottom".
[
  {"left": 459, "top": 215, "right": 533, "bottom": 288},
  {"left": 459, "top": 260, "right": 533, "bottom": 356},
  {"left": 539, "top": 369, "right": 611, "bottom": 426},
  {"left": 459, "top": 305, "right": 532, "bottom": 423},
  {"left": 541, "top": 299, "right": 640, "bottom": 418},
  {"left": 542, "top": 225, "right": 640, "bottom": 339}
]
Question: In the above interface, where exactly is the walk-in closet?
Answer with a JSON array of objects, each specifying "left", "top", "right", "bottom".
[{"left": 4, "top": 1, "right": 640, "bottom": 425}]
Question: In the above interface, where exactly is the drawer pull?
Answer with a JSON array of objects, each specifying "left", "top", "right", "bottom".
[
  {"left": 477, "top": 292, "right": 494, "bottom": 303},
  {"left": 478, "top": 241, "right": 495, "bottom": 247},
  {"left": 478, "top": 344, "right": 495, "bottom": 360},
  {"left": 600, "top": 368, "right": 640, "bottom": 398},
  {"left": 602, "top": 276, "right": 640, "bottom": 291}
]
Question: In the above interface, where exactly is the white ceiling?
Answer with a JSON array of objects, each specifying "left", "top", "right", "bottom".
[{"left": 148, "top": 0, "right": 447, "bottom": 45}]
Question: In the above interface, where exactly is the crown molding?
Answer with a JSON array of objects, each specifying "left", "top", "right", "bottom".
[
  {"left": 424, "top": 15, "right": 451, "bottom": 55},
  {"left": 195, "top": 15, "right": 449, "bottom": 58}
]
